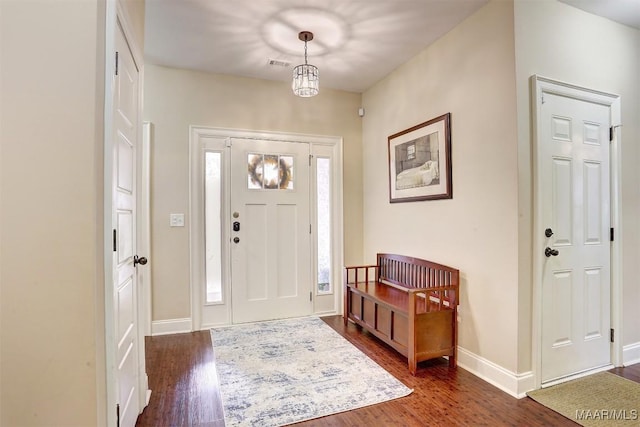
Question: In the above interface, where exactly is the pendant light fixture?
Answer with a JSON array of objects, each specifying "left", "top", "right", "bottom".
[{"left": 292, "top": 31, "right": 319, "bottom": 97}]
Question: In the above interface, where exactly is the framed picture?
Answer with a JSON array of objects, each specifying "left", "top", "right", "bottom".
[{"left": 388, "top": 113, "right": 452, "bottom": 203}]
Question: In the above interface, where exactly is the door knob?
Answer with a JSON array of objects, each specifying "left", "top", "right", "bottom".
[
  {"left": 233, "top": 221, "right": 240, "bottom": 232},
  {"left": 545, "top": 228, "right": 554, "bottom": 238},
  {"left": 134, "top": 255, "right": 148, "bottom": 266},
  {"left": 544, "top": 247, "right": 559, "bottom": 257},
  {"left": 233, "top": 237, "right": 240, "bottom": 244}
]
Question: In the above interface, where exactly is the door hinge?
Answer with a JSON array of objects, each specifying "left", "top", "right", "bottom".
[
  {"left": 116, "top": 403, "right": 120, "bottom": 427},
  {"left": 309, "top": 154, "right": 312, "bottom": 166},
  {"left": 309, "top": 224, "right": 312, "bottom": 234},
  {"left": 610, "top": 227, "right": 614, "bottom": 242},
  {"left": 310, "top": 291, "right": 312, "bottom": 302},
  {"left": 541, "top": 93, "right": 545, "bottom": 104},
  {"left": 610, "top": 127, "right": 614, "bottom": 142},
  {"left": 610, "top": 328, "right": 614, "bottom": 343},
  {"left": 115, "top": 52, "right": 119, "bottom": 76},
  {"left": 113, "top": 229, "right": 117, "bottom": 252}
]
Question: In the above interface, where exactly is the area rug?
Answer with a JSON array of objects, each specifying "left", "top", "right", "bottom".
[
  {"left": 210, "top": 316, "right": 412, "bottom": 427},
  {"left": 527, "top": 372, "right": 640, "bottom": 426}
]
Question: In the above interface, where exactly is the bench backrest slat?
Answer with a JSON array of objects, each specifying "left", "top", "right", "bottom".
[{"left": 377, "top": 253, "right": 459, "bottom": 306}]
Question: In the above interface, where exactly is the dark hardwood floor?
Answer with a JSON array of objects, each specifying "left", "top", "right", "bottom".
[{"left": 136, "top": 315, "right": 640, "bottom": 427}]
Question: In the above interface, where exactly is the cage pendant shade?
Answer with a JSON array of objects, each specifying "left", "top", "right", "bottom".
[
  {"left": 292, "top": 64, "right": 319, "bottom": 97},
  {"left": 292, "top": 31, "right": 319, "bottom": 97}
]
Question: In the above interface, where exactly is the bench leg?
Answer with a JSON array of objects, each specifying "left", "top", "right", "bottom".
[
  {"left": 409, "top": 358, "right": 417, "bottom": 376},
  {"left": 343, "top": 284, "right": 349, "bottom": 327},
  {"left": 408, "top": 341, "right": 417, "bottom": 375}
]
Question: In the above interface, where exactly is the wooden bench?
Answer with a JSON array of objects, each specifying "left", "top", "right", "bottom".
[{"left": 344, "top": 253, "right": 459, "bottom": 375}]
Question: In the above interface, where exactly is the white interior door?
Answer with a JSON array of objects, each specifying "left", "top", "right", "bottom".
[
  {"left": 113, "top": 23, "right": 141, "bottom": 427},
  {"left": 230, "top": 138, "right": 312, "bottom": 323},
  {"left": 539, "top": 91, "right": 611, "bottom": 384}
]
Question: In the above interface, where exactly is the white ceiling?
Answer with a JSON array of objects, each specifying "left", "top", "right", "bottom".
[
  {"left": 144, "top": 0, "right": 489, "bottom": 93},
  {"left": 558, "top": 0, "right": 640, "bottom": 30},
  {"left": 144, "top": 0, "right": 640, "bottom": 94}
]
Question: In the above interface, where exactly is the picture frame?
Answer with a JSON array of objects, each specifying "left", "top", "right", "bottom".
[{"left": 388, "top": 113, "right": 452, "bottom": 203}]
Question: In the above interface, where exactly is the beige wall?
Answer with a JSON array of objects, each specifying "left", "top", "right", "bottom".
[
  {"left": 362, "top": 1, "right": 520, "bottom": 371},
  {"left": 514, "top": 0, "right": 640, "bottom": 365},
  {"left": 0, "top": 0, "right": 146, "bottom": 424},
  {"left": 0, "top": 1, "right": 106, "bottom": 425},
  {"left": 143, "top": 65, "right": 363, "bottom": 321},
  {"left": 119, "top": 0, "right": 145, "bottom": 50},
  {"left": 361, "top": 0, "right": 639, "bottom": 377}
]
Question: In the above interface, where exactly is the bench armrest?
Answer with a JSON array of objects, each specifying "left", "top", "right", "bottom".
[
  {"left": 344, "top": 264, "right": 378, "bottom": 270},
  {"left": 344, "top": 265, "right": 379, "bottom": 285}
]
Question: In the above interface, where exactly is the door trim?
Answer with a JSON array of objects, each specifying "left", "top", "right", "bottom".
[
  {"left": 531, "top": 75, "right": 622, "bottom": 389},
  {"left": 140, "top": 122, "right": 152, "bottom": 337},
  {"left": 189, "top": 126, "right": 344, "bottom": 330}
]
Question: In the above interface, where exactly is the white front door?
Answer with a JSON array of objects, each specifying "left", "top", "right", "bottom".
[
  {"left": 230, "top": 138, "right": 313, "bottom": 323},
  {"left": 113, "top": 23, "right": 141, "bottom": 427},
  {"left": 539, "top": 90, "right": 611, "bottom": 383}
]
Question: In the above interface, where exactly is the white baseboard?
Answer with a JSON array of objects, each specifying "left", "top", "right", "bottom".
[
  {"left": 457, "top": 347, "right": 534, "bottom": 399},
  {"left": 457, "top": 341, "right": 640, "bottom": 396},
  {"left": 151, "top": 318, "right": 192, "bottom": 336},
  {"left": 316, "top": 310, "right": 339, "bottom": 317},
  {"left": 141, "top": 373, "right": 149, "bottom": 399},
  {"left": 623, "top": 341, "right": 640, "bottom": 366}
]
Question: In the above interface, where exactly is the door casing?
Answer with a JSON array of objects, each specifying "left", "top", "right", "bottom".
[
  {"left": 531, "top": 75, "right": 623, "bottom": 389},
  {"left": 189, "top": 126, "right": 344, "bottom": 330}
]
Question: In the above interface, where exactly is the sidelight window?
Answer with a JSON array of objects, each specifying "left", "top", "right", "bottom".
[
  {"left": 205, "top": 151, "right": 223, "bottom": 303},
  {"left": 316, "top": 157, "right": 331, "bottom": 294}
]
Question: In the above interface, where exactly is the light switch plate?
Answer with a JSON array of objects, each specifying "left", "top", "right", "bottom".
[{"left": 170, "top": 213, "right": 185, "bottom": 227}]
